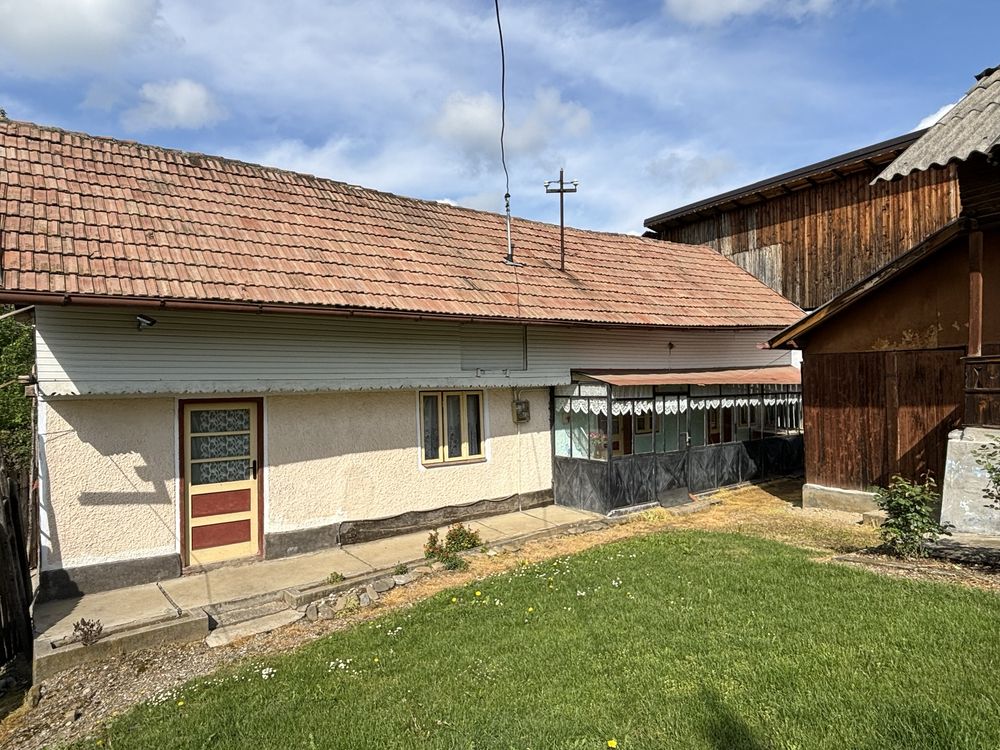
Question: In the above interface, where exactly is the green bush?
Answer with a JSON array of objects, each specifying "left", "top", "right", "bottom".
[
  {"left": 974, "top": 437, "right": 1000, "bottom": 510},
  {"left": 443, "top": 523, "right": 482, "bottom": 553},
  {"left": 423, "top": 523, "right": 481, "bottom": 571},
  {"left": 875, "top": 475, "right": 950, "bottom": 557}
]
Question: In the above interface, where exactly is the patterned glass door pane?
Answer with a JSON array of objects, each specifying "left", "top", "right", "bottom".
[
  {"left": 191, "top": 434, "right": 251, "bottom": 460},
  {"left": 191, "top": 458, "right": 251, "bottom": 485},
  {"left": 191, "top": 408, "right": 250, "bottom": 434}
]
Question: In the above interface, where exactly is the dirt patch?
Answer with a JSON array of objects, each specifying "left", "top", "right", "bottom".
[{"left": 0, "top": 479, "right": 990, "bottom": 750}]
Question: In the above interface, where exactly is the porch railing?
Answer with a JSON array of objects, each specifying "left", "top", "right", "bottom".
[{"left": 965, "top": 355, "right": 1000, "bottom": 427}]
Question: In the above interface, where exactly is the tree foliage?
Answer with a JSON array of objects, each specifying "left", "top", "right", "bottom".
[{"left": 0, "top": 307, "right": 34, "bottom": 471}]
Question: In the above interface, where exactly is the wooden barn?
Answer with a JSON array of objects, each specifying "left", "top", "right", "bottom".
[
  {"left": 644, "top": 131, "right": 960, "bottom": 310},
  {"left": 768, "top": 65, "right": 1000, "bottom": 512}
]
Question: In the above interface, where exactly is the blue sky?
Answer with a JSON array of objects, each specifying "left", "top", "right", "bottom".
[{"left": 0, "top": 0, "right": 995, "bottom": 233}]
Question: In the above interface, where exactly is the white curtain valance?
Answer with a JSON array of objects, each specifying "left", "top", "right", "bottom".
[{"left": 559, "top": 393, "right": 800, "bottom": 415}]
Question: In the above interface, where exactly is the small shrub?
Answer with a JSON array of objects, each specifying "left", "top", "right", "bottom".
[
  {"left": 326, "top": 571, "right": 345, "bottom": 585},
  {"left": 72, "top": 618, "right": 103, "bottom": 646},
  {"left": 974, "top": 436, "right": 1000, "bottom": 510},
  {"left": 424, "top": 523, "right": 482, "bottom": 569},
  {"left": 441, "top": 554, "right": 468, "bottom": 571},
  {"left": 444, "top": 523, "right": 482, "bottom": 553},
  {"left": 875, "top": 474, "right": 950, "bottom": 557},
  {"left": 424, "top": 530, "right": 443, "bottom": 560}
]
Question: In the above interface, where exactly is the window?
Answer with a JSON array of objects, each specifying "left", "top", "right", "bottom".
[{"left": 420, "top": 391, "right": 485, "bottom": 465}]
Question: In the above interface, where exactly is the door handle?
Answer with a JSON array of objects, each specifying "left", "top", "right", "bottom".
[{"left": 251, "top": 460, "right": 258, "bottom": 479}]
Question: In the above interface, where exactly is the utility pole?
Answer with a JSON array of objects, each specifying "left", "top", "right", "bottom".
[{"left": 544, "top": 168, "right": 578, "bottom": 271}]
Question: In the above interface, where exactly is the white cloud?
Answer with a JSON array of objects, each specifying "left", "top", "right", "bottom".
[
  {"left": 645, "top": 147, "right": 739, "bottom": 195},
  {"left": 663, "top": 0, "right": 835, "bottom": 25},
  {"left": 0, "top": 0, "right": 160, "bottom": 75},
  {"left": 915, "top": 101, "right": 956, "bottom": 130},
  {"left": 122, "top": 79, "right": 226, "bottom": 131},
  {"left": 432, "top": 88, "right": 590, "bottom": 173}
]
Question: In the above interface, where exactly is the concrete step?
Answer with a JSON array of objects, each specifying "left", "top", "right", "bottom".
[
  {"left": 205, "top": 609, "right": 303, "bottom": 648},
  {"left": 210, "top": 599, "right": 291, "bottom": 629}
]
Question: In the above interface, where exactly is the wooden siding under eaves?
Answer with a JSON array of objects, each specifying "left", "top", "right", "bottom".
[{"left": 660, "top": 164, "right": 960, "bottom": 310}]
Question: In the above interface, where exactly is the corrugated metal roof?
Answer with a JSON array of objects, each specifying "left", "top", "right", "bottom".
[
  {"left": 0, "top": 119, "right": 804, "bottom": 330},
  {"left": 579, "top": 365, "right": 801, "bottom": 386},
  {"left": 878, "top": 66, "right": 1000, "bottom": 182}
]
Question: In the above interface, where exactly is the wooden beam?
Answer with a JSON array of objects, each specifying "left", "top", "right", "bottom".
[{"left": 969, "top": 231, "right": 984, "bottom": 357}]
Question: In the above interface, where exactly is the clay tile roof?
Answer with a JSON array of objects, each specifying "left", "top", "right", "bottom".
[{"left": 0, "top": 119, "right": 802, "bottom": 328}]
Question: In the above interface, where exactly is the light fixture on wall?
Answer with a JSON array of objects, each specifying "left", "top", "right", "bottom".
[{"left": 136, "top": 314, "right": 158, "bottom": 331}]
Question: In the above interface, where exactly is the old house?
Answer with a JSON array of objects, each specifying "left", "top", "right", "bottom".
[
  {"left": 0, "top": 120, "right": 803, "bottom": 600},
  {"left": 768, "top": 65, "right": 1000, "bottom": 517}
]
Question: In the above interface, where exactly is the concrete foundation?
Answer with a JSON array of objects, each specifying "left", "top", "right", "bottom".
[
  {"left": 941, "top": 426, "right": 1000, "bottom": 534},
  {"left": 802, "top": 483, "right": 878, "bottom": 513}
]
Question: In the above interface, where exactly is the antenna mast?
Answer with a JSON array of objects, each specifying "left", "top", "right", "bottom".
[{"left": 544, "top": 168, "right": 579, "bottom": 271}]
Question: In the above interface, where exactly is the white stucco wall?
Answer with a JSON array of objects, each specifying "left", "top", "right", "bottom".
[
  {"left": 265, "top": 388, "right": 552, "bottom": 531},
  {"left": 38, "top": 388, "right": 553, "bottom": 571},
  {"left": 39, "top": 397, "right": 178, "bottom": 570}
]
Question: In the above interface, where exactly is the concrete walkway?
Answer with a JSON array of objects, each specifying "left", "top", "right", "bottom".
[{"left": 33, "top": 504, "right": 597, "bottom": 643}]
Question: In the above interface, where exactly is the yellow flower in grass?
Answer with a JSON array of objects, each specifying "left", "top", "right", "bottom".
[
  {"left": 475, "top": 591, "right": 482, "bottom": 597},
  {"left": 607, "top": 740, "right": 618, "bottom": 748},
  {"left": 527, "top": 607, "right": 534, "bottom": 613},
  {"left": 451, "top": 597, "right": 457, "bottom": 603},
  {"left": 177, "top": 700, "right": 185, "bottom": 707}
]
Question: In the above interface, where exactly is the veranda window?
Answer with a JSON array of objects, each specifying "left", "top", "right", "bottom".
[{"left": 420, "top": 391, "right": 485, "bottom": 465}]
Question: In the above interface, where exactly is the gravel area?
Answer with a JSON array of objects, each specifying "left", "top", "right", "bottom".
[{"left": 2, "top": 479, "right": 995, "bottom": 749}]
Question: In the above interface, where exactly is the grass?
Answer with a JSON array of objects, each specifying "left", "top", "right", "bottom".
[{"left": 74, "top": 530, "right": 1000, "bottom": 750}]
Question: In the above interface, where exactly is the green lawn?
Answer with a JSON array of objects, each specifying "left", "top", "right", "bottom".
[{"left": 77, "top": 531, "right": 1000, "bottom": 749}]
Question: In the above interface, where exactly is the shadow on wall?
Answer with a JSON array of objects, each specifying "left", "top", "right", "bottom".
[{"left": 40, "top": 399, "right": 176, "bottom": 572}]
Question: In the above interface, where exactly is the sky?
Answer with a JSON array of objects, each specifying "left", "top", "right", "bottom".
[{"left": 0, "top": 0, "right": 996, "bottom": 234}]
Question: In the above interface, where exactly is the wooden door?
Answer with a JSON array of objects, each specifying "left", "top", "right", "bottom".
[{"left": 183, "top": 402, "right": 261, "bottom": 566}]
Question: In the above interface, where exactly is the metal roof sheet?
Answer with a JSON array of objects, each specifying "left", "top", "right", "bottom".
[
  {"left": 878, "top": 66, "right": 1000, "bottom": 182},
  {"left": 579, "top": 365, "right": 801, "bottom": 386}
]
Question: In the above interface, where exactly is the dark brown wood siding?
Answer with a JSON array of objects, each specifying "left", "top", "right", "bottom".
[
  {"left": 802, "top": 349, "right": 963, "bottom": 491},
  {"left": 660, "top": 164, "right": 960, "bottom": 309}
]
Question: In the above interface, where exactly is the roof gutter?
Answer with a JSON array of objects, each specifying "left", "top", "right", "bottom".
[{"left": 0, "top": 290, "right": 793, "bottom": 332}]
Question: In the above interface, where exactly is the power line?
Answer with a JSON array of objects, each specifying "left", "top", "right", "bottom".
[{"left": 494, "top": 0, "right": 510, "bottom": 198}]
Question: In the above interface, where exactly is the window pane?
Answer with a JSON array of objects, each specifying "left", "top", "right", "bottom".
[
  {"left": 422, "top": 395, "right": 440, "bottom": 461},
  {"left": 191, "top": 408, "right": 250, "bottom": 433},
  {"left": 571, "top": 408, "right": 590, "bottom": 458},
  {"left": 688, "top": 410, "right": 706, "bottom": 447},
  {"left": 191, "top": 459, "right": 250, "bottom": 485},
  {"left": 657, "top": 410, "right": 681, "bottom": 453},
  {"left": 191, "top": 433, "right": 250, "bottom": 460},
  {"left": 554, "top": 400, "right": 572, "bottom": 457},
  {"left": 466, "top": 393, "right": 482, "bottom": 456},
  {"left": 446, "top": 394, "right": 463, "bottom": 459}
]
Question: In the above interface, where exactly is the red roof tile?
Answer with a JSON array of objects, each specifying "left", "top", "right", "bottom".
[{"left": 0, "top": 120, "right": 802, "bottom": 328}]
